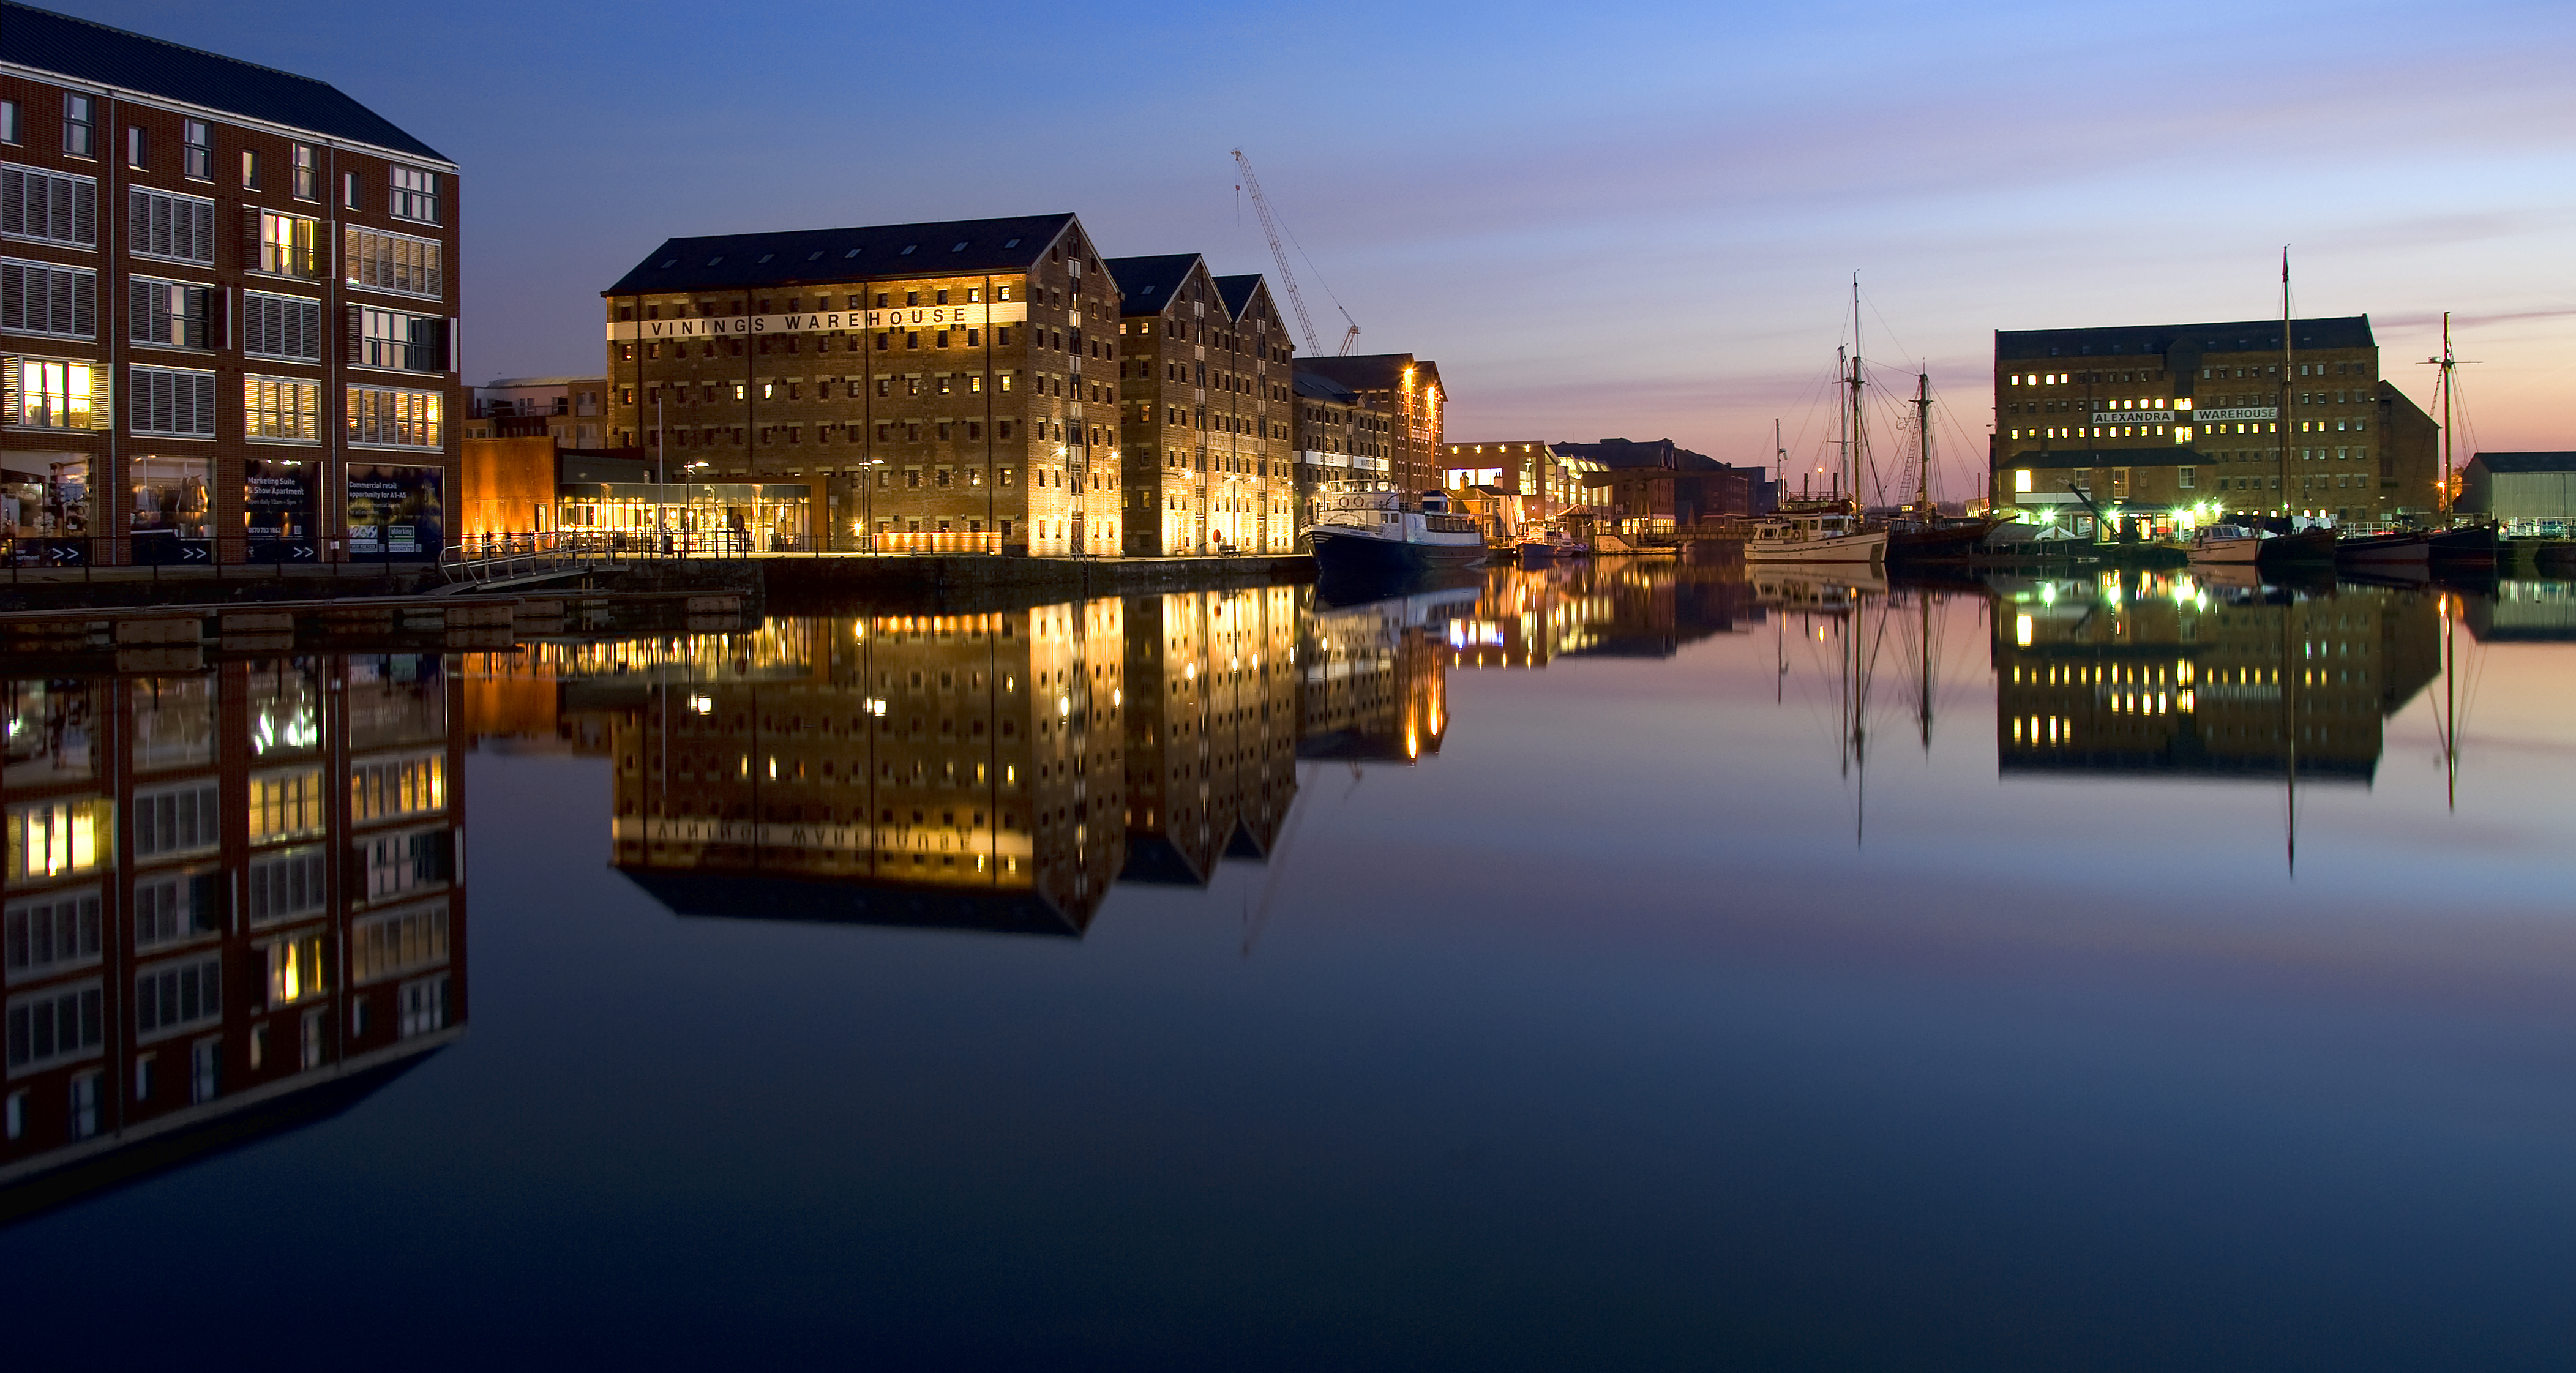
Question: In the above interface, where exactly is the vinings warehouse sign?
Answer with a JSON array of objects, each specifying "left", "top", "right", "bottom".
[{"left": 607, "top": 301, "right": 1030, "bottom": 342}]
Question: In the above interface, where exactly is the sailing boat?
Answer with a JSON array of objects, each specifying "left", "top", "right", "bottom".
[
  {"left": 2190, "top": 253, "right": 2335, "bottom": 567},
  {"left": 1749, "top": 282, "right": 1889, "bottom": 565},
  {"left": 1884, "top": 370, "right": 2004, "bottom": 563}
]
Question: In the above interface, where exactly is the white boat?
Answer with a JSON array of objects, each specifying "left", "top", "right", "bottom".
[
  {"left": 1306, "top": 482, "right": 1488, "bottom": 577},
  {"left": 2187, "top": 523, "right": 2264, "bottom": 564},
  {"left": 1743, "top": 512, "right": 1888, "bottom": 564}
]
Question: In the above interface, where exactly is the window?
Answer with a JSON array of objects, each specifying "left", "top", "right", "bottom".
[
  {"left": 134, "top": 780, "right": 219, "bottom": 857},
  {"left": 7, "top": 357, "right": 103, "bottom": 428},
  {"left": 355, "top": 306, "right": 445, "bottom": 370},
  {"left": 130, "top": 365, "right": 216, "bottom": 436},
  {"left": 6, "top": 799, "right": 109, "bottom": 880},
  {"left": 291, "top": 143, "right": 316, "bottom": 200},
  {"left": 344, "top": 226, "right": 442, "bottom": 296},
  {"left": 127, "top": 277, "right": 212, "bottom": 349},
  {"left": 346, "top": 386, "right": 441, "bottom": 447},
  {"left": 248, "top": 766, "right": 326, "bottom": 841},
  {"left": 351, "top": 752, "right": 444, "bottom": 824},
  {"left": 1, "top": 166, "right": 97, "bottom": 247},
  {"left": 182, "top": 119, "right": 210, "bottom": 179},
  {"left": 135, "top": 956, "right": 220, "bottom": 1041},
  {"left": 247, "top": 847, "right": 328, "bottom": 927},
  {"left": 250, "top": 210, "right": 320, "bottom": 279},
  {"left": 399, "top": 974, "right": 449, "bottom": 1038},
  {"left": 264, "top": 930, "right": 326, "bottom": 1006},
  {"left": 134, "top": 873, "right": 217, "bottom": 949},
  {"left": 240, "top": 149, "right": 261, "bottom": 191},
  {"left": 6, "top": 981, "right": 102, "bottom": 1073},
  {"left": 243, "top": 291, "right": 321, "bottom": 360},
  {"left": 360, "top": 828, "right": 452, "bottom": 902},
  {"left": 6, "top": 889, "right": 101, "bottom": 979},
  {"left": 61, "top": 94, "right": 91, "bottom": 157},
  {"left": 389, "top": 166, "right": 440, "bottom": 224},
  {"left": 245, "top": 376, "right": 321, "bottom": 441},
  {"left": 129, "top": 187, "right": 215, "bottom": 263},
  {"left": 353, "top": 902, "right": 449, "bottom": 985}
]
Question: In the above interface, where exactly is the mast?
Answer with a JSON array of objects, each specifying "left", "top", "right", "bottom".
[
  {"left": 2279, "top": 249, "right": 2294, "bottom": 525},
  {"left": 1914, "top": 370, "right": 1933, "bottom": 518},
  {"left": 2439, "top": 311, "right": 2455, "bottom": 517},
  {"left": 1848, "top": 275, "right": 1865, "bottom": 512}
]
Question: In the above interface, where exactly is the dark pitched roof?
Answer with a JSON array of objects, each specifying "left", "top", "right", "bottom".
[
  {"left": 1298, "top": 353, "right": 1437, "bottom": 392},
  {"left": 1213, "top": 273, "right": 1267, "bottom": 320},
  {"left": 2468, "top": 451, "right": 2576, "bottom": 473},
  {"left": 1549, "top": 438, "right": 1726, "bottom": 471},
  {"left": 1, "top": 1, "right": 447, "bottom": 162},
  {"left": 1291, "top": 369, "right": 1359, "bottom": 405},
  {"left": 602, "top": 214, "right": 1080, "bottom": 297},
  {"left": 1998, "top": 315, "right": 2374, "bottom": 362},
  {"left": 1102, "top": 253, "right": 1202, "bottom": 318}
]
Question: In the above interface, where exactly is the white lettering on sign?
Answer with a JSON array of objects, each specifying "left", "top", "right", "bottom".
[
  {"left": 2192, "top": 406, "right": 2278, "bottom": 422},
  {"left": 2092, "top": 410, "right": 2176, "bottom": 425},
  {"left": 607, "top": 302, "right": 1030, "bottom": 342}
]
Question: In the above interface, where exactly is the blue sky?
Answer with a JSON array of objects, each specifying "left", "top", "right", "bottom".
[{"left": 58, "top": 0, "right": 2576, "bottom": 496}]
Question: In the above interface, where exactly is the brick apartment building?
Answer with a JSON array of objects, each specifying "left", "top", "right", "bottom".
[
  {"left": 1, "top": 1, "right": 461, "bottom": 566},
  {"left": 1294, "top": 353, "right": 1445, "bottom": 495},
  {"left": 1106, "top": 254, "right": 1295, "bottom": 555},
  {"left": 1993, "top": 315, "right": 2438, "bottom": 531},
  {"left": 601, "top": 213, "right": 1134, "bottom": 558}
]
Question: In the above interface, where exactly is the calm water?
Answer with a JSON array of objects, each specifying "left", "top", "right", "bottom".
[{"left": 7, "top": 561, "right": 2576, "bottom": 1369}]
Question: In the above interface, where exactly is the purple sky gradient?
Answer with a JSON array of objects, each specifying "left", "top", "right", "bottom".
[{"left": 54, "top": 0, "right": 2576, "bottom": 498}]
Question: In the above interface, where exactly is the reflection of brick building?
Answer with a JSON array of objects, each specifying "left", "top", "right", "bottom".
[
  {"left": 1993, "top": 572, "right": 2439, "bottom": 781},
  {"left": 3, "top": 651, "right": 463, "bottom": 1213},
  {"left": 1121, "top": 588, "right": 1301, "bottom": 885},
  {"left": 605, "top": 602, "right": 1128, "bottom": 935}
]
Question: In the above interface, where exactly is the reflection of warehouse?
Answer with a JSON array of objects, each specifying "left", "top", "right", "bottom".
[
  {"left": 2, "top": 651, "right": 464, "bottom": 1216},
  {"left": 1993, "top": 573, "right": 2438, "bottom": 782},
  {"left": 1121, "top": 588, "right": 1301, "bottom": 885},
  {"left": 600, "top": 604, "right": 1128, "bottom": 937}
]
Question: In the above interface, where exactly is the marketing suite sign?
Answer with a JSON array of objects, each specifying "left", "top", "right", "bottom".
[{"left": 606, "top": 302, "right": 1028, "bottom": 343}]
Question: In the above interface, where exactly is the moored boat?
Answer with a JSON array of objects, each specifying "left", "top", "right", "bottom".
[
  {"left": 1306, "top": 483, "right": 1487, "bottom": 577},
  {"left": 1745, "top": 512, "right": 1889, "bottom": 564}
]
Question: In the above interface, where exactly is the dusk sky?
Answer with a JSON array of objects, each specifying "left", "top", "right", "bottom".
[{"left": 59, "top": 0, "right": 2576, "bottom": 499}]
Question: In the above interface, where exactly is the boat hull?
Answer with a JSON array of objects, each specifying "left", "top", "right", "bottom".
[
  {"left": 1743, "top": 531, "right": 1889, "bottom": 564},
  {"left": 2336, "top": 532, "right": 2431, "bottom": 564},
  {"left": 1309, "top": 525, "right": 1488, "bottom": 577},
  {"left": 1885, "top": 518, "right": 2001, "bottom": 563}
]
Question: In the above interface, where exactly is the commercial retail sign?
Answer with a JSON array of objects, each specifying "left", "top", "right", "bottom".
[
  {"left": 608, "top": 302, "right": 1030, "bottom": 342},
  {"left": 347, "top": 463, "right": 445, "bottom": 559}
]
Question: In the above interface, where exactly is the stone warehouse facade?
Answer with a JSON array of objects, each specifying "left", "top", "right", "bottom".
[
  {"left": 1107, "top": 255, "right": 1295, "bottom": 555},
  {"left": 604, "top": 214, "right": 1137, "bottom": 558},
  {"left": 1, "top": 1, "right": 462, "bottom": 566}
]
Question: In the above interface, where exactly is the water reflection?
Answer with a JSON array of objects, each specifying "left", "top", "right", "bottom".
[
  {"left": 1994, "top": 569, "right": 2441, "bottom": 783},
  {"left": 2, "top": 653, "right": 465, "bottom": 1221}
]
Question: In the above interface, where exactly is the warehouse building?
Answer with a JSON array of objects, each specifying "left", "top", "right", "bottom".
[
  {"left": 601, "top": 213, "right": 1124, "bottom": 557},
  {"left": 1106, "top": 253, "right": 1294, "bottom": 555},
  {"left": 1993, "top": 315, "right": 2437, "bottom": 533}
]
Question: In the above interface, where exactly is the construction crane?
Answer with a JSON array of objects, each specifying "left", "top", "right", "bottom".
[{"left": 1231, "top": 148, "right": 1361, "bottom": 355}]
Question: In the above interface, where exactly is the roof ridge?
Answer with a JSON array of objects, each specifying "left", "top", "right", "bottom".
[{"left": 4, "top": 0, "right": 337, "bottom": 89}]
